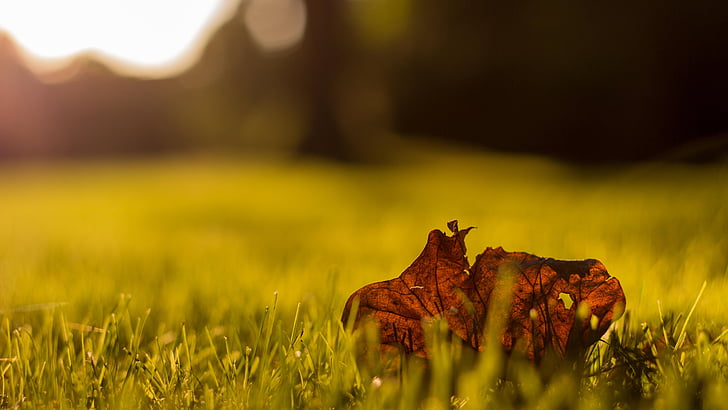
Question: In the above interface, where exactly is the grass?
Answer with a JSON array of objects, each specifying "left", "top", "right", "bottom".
[{"left": 0, "top": 144, "right": 726, "bottom": 408}]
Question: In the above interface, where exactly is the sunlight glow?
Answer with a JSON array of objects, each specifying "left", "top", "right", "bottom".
[{"left": 0, "top": 0, "right": 240, "bottom": 78}]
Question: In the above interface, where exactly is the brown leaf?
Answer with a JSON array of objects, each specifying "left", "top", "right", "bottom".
[{"left": 341, "top": 221, "right": 626, "bottom": 363}]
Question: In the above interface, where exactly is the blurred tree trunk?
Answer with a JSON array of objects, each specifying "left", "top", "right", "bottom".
[{"left": 297, "top": 0, "right": 355, "bottom": 161}]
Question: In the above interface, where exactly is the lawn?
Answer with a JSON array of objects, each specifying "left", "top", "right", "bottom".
[{"left": 0, "top": 145, "right": 726, "bottom": 408}]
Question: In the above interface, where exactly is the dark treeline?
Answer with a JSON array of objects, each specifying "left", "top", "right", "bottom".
[{"left": 1, "top": 0, "right": 727, "bottom": 162}]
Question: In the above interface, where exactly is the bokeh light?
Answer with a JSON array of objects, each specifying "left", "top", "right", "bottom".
[
  {"left": 243, "top": 0, "right": 307, "bottom": 52},
  {"left": 0, "top": 0, "right": 240, "bottom": 78}
]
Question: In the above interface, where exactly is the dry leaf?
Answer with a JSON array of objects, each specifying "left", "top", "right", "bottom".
[{"left": 341, "top": 221, "right": 626, "bottom": 363}]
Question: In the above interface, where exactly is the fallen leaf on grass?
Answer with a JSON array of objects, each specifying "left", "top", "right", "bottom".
[{"left": 342, "top": 221, "right": 626, "bottom": 363}]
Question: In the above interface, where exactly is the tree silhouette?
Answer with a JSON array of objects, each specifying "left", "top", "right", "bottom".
[{"left": 296, "top": 0, "right": 355, "bottom": 161}]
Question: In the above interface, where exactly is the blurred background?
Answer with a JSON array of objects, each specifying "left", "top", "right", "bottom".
[{"left": 2, "top": 0, "right": 728, "bottom": 162}]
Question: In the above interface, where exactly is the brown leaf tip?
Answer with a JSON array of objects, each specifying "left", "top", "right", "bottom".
[
  {"left": 447, "top": 220, "right": 459, "bottom": 233},
  {"left": 447, "top": 219, "right": 475, "bottom": 235},
  {"left": 446, "top": 220, "right": 475, "bottom": 254}
]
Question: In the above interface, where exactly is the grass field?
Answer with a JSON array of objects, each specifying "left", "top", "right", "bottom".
[{"left": 0, "top": 145, "right": 726, "bottom": 408}]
